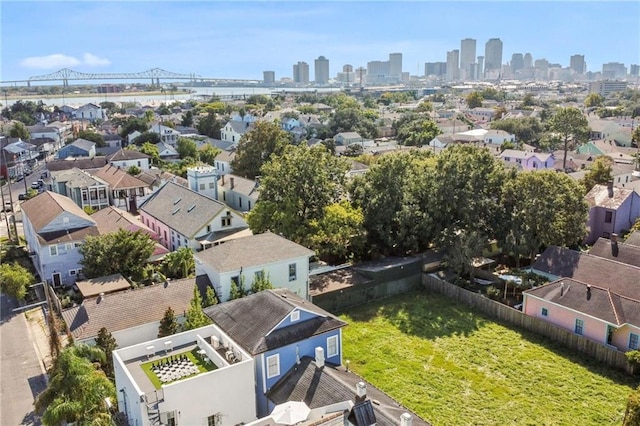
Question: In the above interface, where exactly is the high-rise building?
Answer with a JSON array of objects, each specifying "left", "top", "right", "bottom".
[
  {"left": 446, "top": 49, "right": 460, "bottom": 81},
  {"left": 366, "top": 60, "right": 389, "bottom": 84},
  {"left": 511, "top": 53, "right": 524, "bottom": 74},
  {"left": 524, "top": 53, "right": 533, "bottom": 69},
  {"left": 314, "top": 56, "right": 330, "bottom": 84},
  {"left": 534, "top": 58, "right": 550, "bottom": 80},
  {"left": 336, "top": 64, "right": 355, "bottom": 84},
  {"left": 460, "top": 38, "right": 476, "bottom": 80},
  {"left": 602, "top": 62, "right": 627, "bottom": 79},
  {"left": 293, "top": 61, "right": 309, "bottom": 84},
  {"left": 355, "top": 67, "right": 367, "bottom": 86},
  {"left": 477, "top": 56, "right": 484, "bottom": 78},
  {"left": 425, "top": 62, "right": 447, "bottom": 77},
  {"left": 570, "top": 55, "right": 585, "bottom": 74},
  {"left": 484, "top": 38, "right": 503, "bottom": 72},
  {"left": 262, "top": 71, "right": 275, "bottom": 85},
  {"left": 630, "top": 64, "right": 640, "bottom": 76},
  {"left": 389, "top": 53, "right": 403, "bottom": 77},
  {"left": 343, "top": 64, "right": 353, "bottom": 73}
]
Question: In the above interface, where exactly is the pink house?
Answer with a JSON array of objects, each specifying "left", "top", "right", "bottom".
[{"left": 523, "top": 245, "right": 640, "bottom": 352}]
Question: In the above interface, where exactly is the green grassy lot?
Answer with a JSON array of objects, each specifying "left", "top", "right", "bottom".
[
  {"left": 140, "top": 348, "right": 217, "bottom": 389},
  {"left": 340, "top": 291, "right": 639, "bottom": 426}
]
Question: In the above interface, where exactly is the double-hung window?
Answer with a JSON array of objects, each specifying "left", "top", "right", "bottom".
[
  {"left": 327, "top": 335, "right": 339, "bottom": 358},
  {"left": 630, "top": 333, "right": 639, "bottom": 350},
  {"left": 266, "top": 354, "right": 280, "bottom": 378},
  {"left": 574, "top": 318, "right": 584, "bottom": 335}
]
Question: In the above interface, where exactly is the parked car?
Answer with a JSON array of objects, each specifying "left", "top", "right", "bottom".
[
  {"left": 2, "top": 201, "right": 12, "bottom": 212},
  {"left": 18, "top": 193, "right": 27, "bottom": 200},
  {"left": 31, "top": 182, "right": 40, "bottom": 189}
]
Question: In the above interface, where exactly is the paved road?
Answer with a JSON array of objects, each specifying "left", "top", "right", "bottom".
[{"left": 0, "top": 294, "right": 46, "bottom": 426}]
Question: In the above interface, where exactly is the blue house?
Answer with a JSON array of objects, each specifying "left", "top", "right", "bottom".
[
  {"left": 57, "top": 138, "right": 96, "bottom": 159},
  {"left": 203, "top": 288, "right": 347, "bottom": 417}
]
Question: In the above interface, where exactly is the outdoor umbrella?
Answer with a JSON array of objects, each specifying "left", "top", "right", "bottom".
[{"left": 271, "top": 401, "right": 311, "bottom": 425}]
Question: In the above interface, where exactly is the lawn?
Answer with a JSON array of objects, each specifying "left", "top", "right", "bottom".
[
  {"left": 140, "top": 348, "right": 217, "bottom": 389},
  {"left": 340, "top": 291, "right": 639, "bottom": 426}
]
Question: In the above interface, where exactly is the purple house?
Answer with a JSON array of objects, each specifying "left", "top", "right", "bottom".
[
  {"left": 584, "top": 182, "right": 640, "bottom": 244},
  {"left": 499, "top": 149, "right": 555, "bottom": 170}
]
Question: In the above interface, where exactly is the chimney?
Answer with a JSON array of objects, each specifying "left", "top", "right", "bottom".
[
  {"left": 586, "top": 284, "right": 592, "bottom": 300},
  {"left": 98, "top": 292, "right": 105, "bottom": 303},
  {"left": 315, "top": 346, "right": 325, "bottom": 368},
  {"left": 607, "top": 180, "right": 614, "bottom": 198},
  {"left": 560, "top": 282, "right": 565, "bottom": 297},
  {"left": 611, "top": 233, "right": 619, "bottom": 257},
  {"left": 355, "top": 382, "right": 367, "bottom": 401},
  {"left": 230, "top": 177, "right": 235, "bottom": 190},
  {"left": 400, "top": 413, "right": 413, "bottom": 426}
]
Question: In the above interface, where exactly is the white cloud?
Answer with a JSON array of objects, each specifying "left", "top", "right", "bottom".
[
  {"left": 20, "top": 54, "right": 81, "bottom": 69},
  {"left": 20, "top": 53, "right": 111, "bottom": 69},
  {"left": 83, "top": 53, "right": 111, "bottom": 67}
]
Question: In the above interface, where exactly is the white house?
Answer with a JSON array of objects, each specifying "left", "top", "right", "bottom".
[
  {"left": 139, "top": 181, "right": 248, "bottom": 251},
  {"left": 154, "top": 141, "right": 179, "bottom": 161},
  {"left": 333, "top": 132, "right": 363, "bottom": 146},
  {"left": 74, "top": 103, "right": 106, "bottom": 122},
  {"left": 217, "top": 174, "right": 260, "bottom": 212},
  {"left": 150, "top": 123, "right": 181, "bottom": 145},
  {"left": 113, "top": 324, "right": 255, "bottom": 426},
  {"left": 107, "top": 148, "right": 151, "bottom": 171},
  {"left": 214, "top": 150, "right": 236, "bottom": 176},
  {"left": 27, "top": 125, "right": 63, "bottom": 149},
  {"left": 221, "top": 121, "right": 253, "bottom": 145},
  {"left": 21, "top": 191, "right": 99, "bottom": 287},
  {"left": 194, "top": 232, "right": 315, "bottom": 302},
  {"left": 483, "top": 129, "right": 515, "bottom": 145}
]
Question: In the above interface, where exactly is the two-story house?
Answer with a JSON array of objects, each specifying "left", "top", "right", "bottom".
[
  {"left": 203, "top": 289, "right": 347, "bottom": 417},
  {"left": 21, "top": 191, "right": 99, "bottom": 287},
  {"left": 149, "top": 123, "right": 181, "bottom": 146},
  {"left": 74, "top": 103, "right": 106, "bottom": 122},
  {"left": 139, "top": 181, "right": 248, "bottom": 251},
  {"left": 217, "top": 174, "right": 260, "bottom": 212},
  {"left": 333, "top": 132, "right": 363, "bottom": 146},
  {"left": 27, "top": 125, "right": 63, "bottom": 150},
  {"left": 584, "top": 182, "right": 640, "bottom": 244},
  {"left": 221, "top": 121, "right": 253, "bottom": 145},
  {"left": 113, "top": 323, "right": 255, "bottom": 426},
  {"left": 214, "top": 150, "right": 235, "bottom": 176},
  {"left": 92, "top": 163, "right": 151, "bottom": 213},
  {"left": 194, "top": 232, "right": 314, "bottom": 302},
  {"left": 49, "top": 168, "right": 111, "bottom": 211}
]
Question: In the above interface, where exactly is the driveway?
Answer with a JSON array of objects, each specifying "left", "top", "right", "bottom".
[{"left": 0, "top": 294, "right": 46, "bottom": 426}]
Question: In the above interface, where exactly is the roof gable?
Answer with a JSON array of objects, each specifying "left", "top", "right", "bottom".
[
  {"left": 21, "top": 191, "right": 95, "bottom": 233},
  {"left": 203, "top": 289, "right": 346, "bottom": 355},
  {"left": 92, "top": 163, "right": 148, "bottom": 189}
]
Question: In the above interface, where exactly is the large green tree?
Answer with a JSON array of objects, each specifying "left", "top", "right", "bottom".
[
  {"left": 581, "top": 156, "right": 613, "bottom": 193},
  {"left": 161, "top": 247, "right": 195, "bottom": 279},
  {"left": 196, "top": 111, "right": 222, "bottom": 138},
  {"left": 9, "top": 121, "right": 30, "bottom": 140},
  {"left": 231, "top": 121, "right": 291, "bottom": 179},
  {"left": 176, "top": 137, "right": 198, "bottom": 159},
  {"left": 79, "top": 229, "right": 155, "bottom": 281},
  {"left": 548, "top": 107, "right": 590, "bottom": 170},
  {"left": 119, "top": 117, "right": 149, "bottom": 138},
  {"left": 158, "top": 306, "right": 179, "bottom": 338},
  {"left": 501, "top": 170, "right": 588, "bottom": 265},
  {"left": 328, "top": 107, "right": 378, "bottom": 139},
  {"left": 137, "top": 142, "right": 161, "bottom": 165},
  {"left": 584, "top": 93, "right": 604, "bottom": 108},
  {"left": 0, "top": 262, "right": 34, "bottom": 299},
  {"left": 198, "top": 143, "right": 221, "bottom": 166},
  {"left": 35, "top": 345, "right": 115, "bottom": 426},
  {"left": 394, "top": 113, "right": 441, "bottom": 146},
  {"left": 465, "top": 92, "right": 484, "bottom": 109},
  {"left": 247, "top": 144, "right": 349, "bottom": 244},
  {"left": 490, "top": 117, "right": 544, "bottom": 146}
]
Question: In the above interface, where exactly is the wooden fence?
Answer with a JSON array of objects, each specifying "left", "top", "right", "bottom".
[{"left": 422, "top": 274, "right": 633, "bottom": 374}]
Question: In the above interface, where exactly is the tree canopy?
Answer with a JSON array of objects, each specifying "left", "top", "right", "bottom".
[
  {"left": 231, "top": 121, "right": 291, "bottom": 179},
  {"left": 158, "top": 306, "right": 179, "bottom": 337},
  {"left": 465, "top": 92, "right": 484, "bottom": 109},
  {"left": 9, "top": 121, "right": 30, "bottom": 140},
  {"left": 161, "top": 247, "right": 195, "bottom": 279},
  {"left": 548, "top": 107, "right": 590, "bottom": 170},
  {"left": 77, "top": 130, "right": 105, "bottom": 147},
  {"left": 176, "top": 137, "right": 198, "bottom": 159},
  {"left": 79, "top": 229, "right": 155, "bottom": 281},
  {"left": 247, "top": 144, "right": 349, "bottom": 245},
  {"left": 0, "top": 262, "right": 34, "bottom": 299},
  {"left": 490, "top": 117, "right": 544, "bottom": 146},
  {"left": 581, "top": 156, "right": 613, "bottom": 193},
  {"left": 183, "top": 287, "right": 212, "bottom": 331},
  {"left": 394, "top": 113, "right": 441, "bottom": 146}
]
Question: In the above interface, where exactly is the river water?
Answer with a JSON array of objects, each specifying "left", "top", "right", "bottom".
[{"left": 4, "top": 86, "right": 341, "bottom": 107}]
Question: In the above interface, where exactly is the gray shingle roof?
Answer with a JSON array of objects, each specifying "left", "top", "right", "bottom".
[
  {"left": 203, "top": 289, "right": 346, "bottom": 355},
  {"left": 585, "top": 184, "right": 638, "bottom": 209},
  {"left": 70, "top": 138, "right": 96, "bottom": 151},
  {"left": 139, "top": 181, "right": 227, "bottom": 238},
  {"left": 588, "top": 237, "right": 640, "bottom": 268},
  {"left": 531, "top": 246, "right": 640, "bottom": 298},
  {"left": 61, "top": 275, "right": 211, "bottom": 341},
  {"left": 194, "top": 232, "right": 314, "bottom": 273},
  {"left": 525, "top": 278, "right": 640, "bottom": 327},
  {"left": 107, "top": 149, "right": 150, "bottom": 161},
  {"left": 46, "top": 157, "right": 110, "bottom": 172}
]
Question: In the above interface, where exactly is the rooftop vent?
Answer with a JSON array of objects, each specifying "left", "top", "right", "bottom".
[
  {"left": 173, "top": 198, "right": 181, "bottom": 205},
  {"left": 187, "top": 204, "right": 196, "bottom": 212},
  {"left": 356, "top": 381, "right": 367, "bottom": 398},
  {"left": 172, "top": 208, "right": 180, "bottom": 215},
  {"left": 315, "top": 346, "right": 325, "bottom": 368}
]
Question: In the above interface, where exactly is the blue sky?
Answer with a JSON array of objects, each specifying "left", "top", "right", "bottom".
[{"left": 1, "top": 1, "right": 639, "bottom": 82}]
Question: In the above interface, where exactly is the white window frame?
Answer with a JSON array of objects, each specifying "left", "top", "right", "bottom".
[
  {"left": 69, "top": 269, "right": 77, "bottom": 276},
  {"left": 65, "top": 243, "right": 73, "bottom": 251},
  {"left": 50, "top": 245, "right": 58, "bottom": 256},
  {"left": 266, "top": 354, "right": 280, "bottom": 379},
  {"left": 291, "top": 310, "right": 300, "bottom": 322},
  {"left": 327, "top": 335, "right": 339, "bottom": 358}
]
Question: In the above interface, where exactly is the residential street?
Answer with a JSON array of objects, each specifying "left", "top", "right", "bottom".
[{"left": 0, "top": 294, "right": 47, "bottom": 426}]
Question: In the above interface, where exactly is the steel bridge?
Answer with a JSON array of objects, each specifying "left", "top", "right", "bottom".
[{"left": 0, "top": 68, "right": 259, "bottom": 86}]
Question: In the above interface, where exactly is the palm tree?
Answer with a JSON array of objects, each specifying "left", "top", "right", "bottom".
[
  {"left": 161, "top": 247, "right": 194, "bottom": 279},
  {"left": 35, "top": 345, "right": 115, "bottom": 426}
]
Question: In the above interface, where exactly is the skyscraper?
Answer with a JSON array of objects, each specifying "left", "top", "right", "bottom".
[
  {"left": 484, "top": 38, "right": 503, "bottom": 73},
  {"left": 570, "top": 54, "right": 585, "bottom": 74},
  {"left": 511, "top": 53, "right": 524, "bottom": 74},
  {"left": 314, "top": 56, "right": 330, "bottom": 84},
  {"left": 460, "top": 38, "right": 476, "bottom": 80},
  {"left": 446, "top": 49, "right": 460, "bottom": 81},
  {"left": 293, "top": 61, "right": 309, "bottom": 83},
  {"left": 524, "top": 53, "right": 533, "bottom": 69},
  {"left": 389, "top": 53, "right": 403, "bottom": 77},
  {"left": 263, "top": 71, "right": 275, "bottom": 85},
  {"left": 477, "top": 56, "right": 484, "bottom": 79}
]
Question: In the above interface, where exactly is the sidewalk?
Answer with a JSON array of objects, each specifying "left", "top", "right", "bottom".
[{"left": 24, "top": 308, "right": 54, "bottom": 374}]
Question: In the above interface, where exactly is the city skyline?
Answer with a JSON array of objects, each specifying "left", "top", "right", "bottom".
[{"left": 1, "top": 1, "right": 639, "bottom": 82}]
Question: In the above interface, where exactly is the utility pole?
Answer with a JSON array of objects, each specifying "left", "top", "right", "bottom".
[
  {"left": 1, "top": 149, "right": 19, "bottom": 243},
  {"left": 0, "top": 179, "right": 11, "bottom": 239}
]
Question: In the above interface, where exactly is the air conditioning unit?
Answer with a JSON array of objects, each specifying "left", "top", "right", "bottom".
[
  {"left": 225, "top": 350, "right": 235, "bottom": 362},
  {"left": 212, "top": 336, "right": 220, "bottom": 349}
]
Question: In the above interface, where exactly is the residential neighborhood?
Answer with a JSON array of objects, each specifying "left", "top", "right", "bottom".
[{"left": 2, "top": 17, "right": 640, "bottom": 426}]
